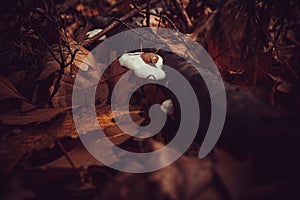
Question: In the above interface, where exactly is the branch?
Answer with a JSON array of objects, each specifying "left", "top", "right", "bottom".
[
  {"left": 81, "top": 0, "right": 160, "bottom": 47},
  {"left": 171, "top": 0, "right": 193, "bottom": 30},
  {"left": 146, "top": 0, "right": 151, "bottom": 27},
  {"left": 32, "top": 26, "right": 61, "bottom": 65},
  {"left": 50, "top": 45, "right": 78, "bottom": 100},
  {"left": 132, "top": 0, "right": 180, "bottom": 32}
]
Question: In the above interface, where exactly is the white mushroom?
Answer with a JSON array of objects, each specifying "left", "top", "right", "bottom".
[
  {"left": 118, "top": 52, "right": 166, "bottom": 80},
  {"left": 86, "top": 29, "right": 106, "bottom": 40},
  {"left": 160, "top": 99, "right": 174, "bottom": 115}
]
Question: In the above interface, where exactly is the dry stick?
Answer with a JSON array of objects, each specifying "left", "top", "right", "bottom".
[
  {"left": 46, "top": 133, "right": 76, "bottom": 169},
  {"left": 33, "top": 12, "right": 78, "bottom": 102},
  {"left": 171, "top": 0, "right": 193, "bottom": 30},
  {"left": 146, "top": 0, "right": 151, "bottom": 27},
  {"left": 56, "top": 138, "right": 76, "bottom": 169},
  {"left": 111, "top": 17, "right": 143, "bottom": 36},
  {"left": 81, "top": 0, "right": 160, "bottom": 47},
  {"left": 108, "top": 17, "right": 157, "bottom": 52},
  {"left": 50, "top": 44, "right": 78, "bottom": 100},
  {"left": 50, "top": 47, "right": 65, "bottom": 100},
  {"left": 32, "top": 26, "right": 61, "bottom": 65},
  {"left": 133, "top": 0, "right": 199, "bottom": 64},
  {"left": 111, "top": 17, "right": 162, "bottom": 44},
  {"left": 132, "top": 0, "right": 180, "bottom": 33},
  {"left": 195, "top": 9, "right": 219, "bottom": 38}
]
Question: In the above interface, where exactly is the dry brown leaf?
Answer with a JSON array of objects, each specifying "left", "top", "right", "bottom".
[
  {"left": 0, "top": 73, "right": 28, "bottom": 101},
  {"left": 70, "top": 45, "right": 91, "bottom": 71},
  {"left": 265, "top": 73, "right": 292, "bottom": 93},
  {"left": 51, "top": 69, "right": 109, "bottom": 107},
  {"left": 36, "top": 46, "right": 61, "bottom": 81},
  {"left": 38, "top": 143, "right": 102, "bottom": 169},
  {"left": 0, "top": 107, "right": 70, "bottom": 125},
  {"left": 0, "top": 73, "right": 36, "bottom": 112},
  {"left": 6, "top": 70, "right": 28, "bottom": 87},
  {"left": 100, "top": 146, "right": 224, "bottom": 200},
  {"left": 37, "top": 41, "right": 93, "bottom": 81},
  {"left": 214, "top": 147, "right": 257, "bottom": 200},
  {"left": 37, "top": 37, "right": 100, "bottom": 107},
  {"left": 1, "top": 73, "right": 38, "bottom": 112}
]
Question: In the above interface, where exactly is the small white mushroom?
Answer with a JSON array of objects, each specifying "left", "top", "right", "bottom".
[
  {"left": 118, "top": 52, "right": 166, "bottom": 80},
  {"left": 86, "top": 29, "right": 106, "bottom": 40},
  {"left": 160, "top": 99, "right": 174, "bottom": 116}
]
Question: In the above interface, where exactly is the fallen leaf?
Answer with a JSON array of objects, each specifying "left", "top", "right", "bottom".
[
  {"left": 38, "top": 143, "right": 102, "bottom": 169},
  {"left": 37, "top": 40, "right": 93, "bottom": 81},
  {"left": 6, "top": 70, "right": 27, "bottom": 87},
  {"left": 0, "top": 107, "right": 70, "bottom": 125},
  {"left": 0, "top": 73, "right": 28, "bottom": 101},
  {"left": 99, "top": 144, "right": 225, "bottom": 200},
  {"left": 0, "top": 73, "right": 36, "bottom": 112}
]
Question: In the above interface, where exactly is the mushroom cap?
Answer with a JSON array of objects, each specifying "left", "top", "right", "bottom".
[
  {"left": 160, "top": 99, "right": 174, "bottom": 115},
  {"left": 118, "top": 52, "right": 166, "bottom": 80}
]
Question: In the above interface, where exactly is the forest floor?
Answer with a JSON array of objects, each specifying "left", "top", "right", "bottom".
[{"left": 1, "top": 0, "right": 300, "bottom": 199}]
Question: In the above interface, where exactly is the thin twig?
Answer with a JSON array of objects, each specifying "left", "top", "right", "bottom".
[
  {"left": 111, "top": 17, "right": 141, "bottom": 35},
  {"left": 50, "top": 47, "right": 78, "bottom": 99},
  {"left": 46, "top": 12, "right": 78, "bottom": 100},
  {"left": 111, "top": 17, "right": 171, "bottom": 48},
  {"left": 46, "top": 132, "right": 76, "bottom": 169},
  {"left": 81, "top": 0, "right": 160, "bottom": 47},
  {"left": 32, "top": 26, "right": 61, "bottom": 65},
  {"left": 132, "top": 0, "right": 180, "bottom": 33},
  {"left": 146, "top": 0, "right": 151, "bottom": 27},
  {"left": 133, "top": 0, "right": 200, "bottom": 64},
  {"left": 56, "top": 138, "right": 76, "bottom": 169},
  {"left": 50, "top": 43, "right": 66, "bottom": 100},
  {"left": 171, "top": 0, "right": 193, "bottom": 30},
  {"left": 197, "top": 9, "right": 219, "bottom": 38}
]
